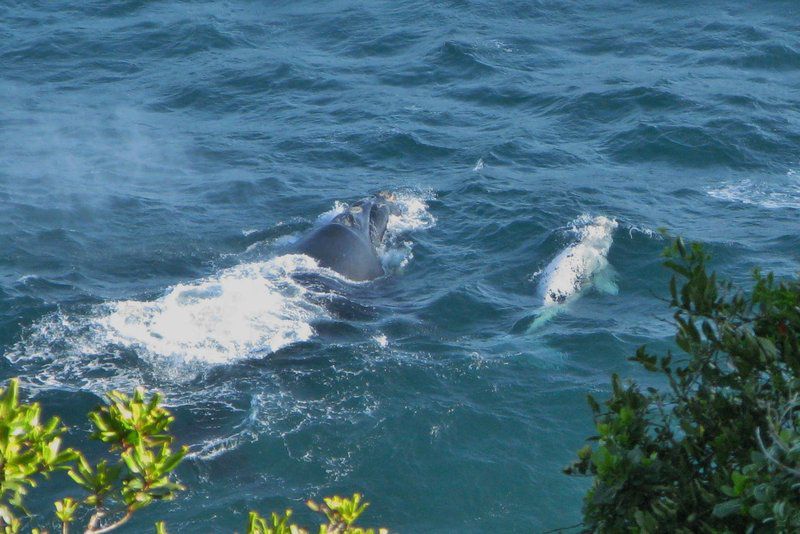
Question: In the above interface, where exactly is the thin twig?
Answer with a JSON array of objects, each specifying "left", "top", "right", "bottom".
[
  {"left": 86, "top": 509, "right": 103, "bottom": 532},
  {"left": 542, "top": 522, "right": 584, "bottom": 533},
  {"left": 755, "top": 427, "right": 800, "bottom": 478},
  {"left": 86, "top": 510, "right": 133, "bottom": 534}
]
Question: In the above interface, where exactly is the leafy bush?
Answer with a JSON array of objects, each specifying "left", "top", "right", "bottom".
[
  {"left": 0, "top": 381, "right": 186, "bottom": 533},
  {"left": 566, "top": 238, "right": 800, "bottom": 532},
  {"left": 248, "top": 493, "right": 387, "bottom": 534},
  {"left": 0, "top": 379, "right": 386, "bottom": 533}
]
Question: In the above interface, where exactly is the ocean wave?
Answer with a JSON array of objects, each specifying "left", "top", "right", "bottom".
[
  {"left": 558, "top": 86, "right": 693, "bottom": 123},
  {"left": 359, "top": 129, "right": 455, "bottom": 161},
  {"left": 708, "top": 177, "right": 800, "bottom": 210},
  {"left": 700, "top": 43, "right": 800, "bottom": 72},
  {"left": 340, "top": 29, "right": 421, "bottom": 59},
  {"left": 604, "top": 124, "right": 753, "bottom": 168},
  {"left": 217, "top": 62, "right": 346, "bottom": 96},
  {"left": 447, "top": 84, "right": 554, "bottom": 109},
  {"left": 379, "top": 39, "right": 496, "bottom": 86}
]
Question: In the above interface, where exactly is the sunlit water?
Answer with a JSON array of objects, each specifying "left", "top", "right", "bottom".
[{"left": 1, "top": 1, "right": 799, "bottom": 531}]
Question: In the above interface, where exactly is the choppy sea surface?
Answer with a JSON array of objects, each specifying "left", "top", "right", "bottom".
[{"left": 1, "top": 1, "right": 799, "bottom": 531}]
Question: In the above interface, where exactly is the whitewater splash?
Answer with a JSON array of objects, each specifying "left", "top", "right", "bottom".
[
  {"left": 708, "top": 176, "right": 800, "bottom": 210},
  {"left": 527, "top": 215, "right": 618, "bottom": 330},
  {"left": 99, "top": 255, "right": 323, "bottom": 364},
  {"left": 5, "top": 254, "right": 329, "bottom": 398},
  {"left": 5, "top": 190, "right": 436, "bottom": 394}
]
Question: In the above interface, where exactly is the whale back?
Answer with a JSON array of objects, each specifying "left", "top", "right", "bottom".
[
  {"left": 292, "top": 195, "right": 395, "bottom": 281},
  {"left": 294, "top": 223, "right": 384, "bottom": 281}
]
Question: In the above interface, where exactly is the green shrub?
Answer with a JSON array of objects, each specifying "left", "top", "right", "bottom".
[
  {"left": 247, "top": 493, "right": 387, "bottom": 534},
  {"left": 0, "top": 381, "right": 186, "bottom": 533},
  {"left": 0, "top": 380, "right": 386, "bottom": 533},
  {"left": 566, "top": 238, "right": 800, "bottom": 532}
]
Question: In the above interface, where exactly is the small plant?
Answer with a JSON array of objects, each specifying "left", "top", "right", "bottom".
[
  {"left": 0, "top": 380, "right": 388, "bottom": 533},
  {"left": 0, "top": 380, "right": 187, "bottom": 533},
  {"left": 69, "top": 388, "right": 188, "bottom": 533},
  {"left": 0, "top": 379, "right": 78, "bottom": 532},
  {"left": 247, "top": 494, "right": 387, "bottom": 534},
  {"left": 246, "top": 509, "right": 295, "bottom": 534},
  {"left": 566, "top": 238, "right": 800, "bottom": 532}
]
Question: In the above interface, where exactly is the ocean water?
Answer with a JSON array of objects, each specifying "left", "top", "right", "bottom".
[{"left": 1, "top": 0, "right": 799, "bottom": 531}]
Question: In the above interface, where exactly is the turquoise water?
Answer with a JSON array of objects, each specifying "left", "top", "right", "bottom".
[{"left": 1, "top": 1, "right": 799, "bottom": 531}]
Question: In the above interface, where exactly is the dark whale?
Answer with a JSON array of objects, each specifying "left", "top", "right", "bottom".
[{"left": 293, "top": 193, "right": 396, "bottom": 281}]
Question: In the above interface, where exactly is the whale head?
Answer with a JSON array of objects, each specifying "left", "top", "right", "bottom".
[{"left": 337, "top": 192, "right": 398, "bottom": 249}]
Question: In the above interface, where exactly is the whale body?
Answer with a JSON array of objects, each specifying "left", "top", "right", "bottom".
[
  {"left": 292, "top": 193, "right": 395, "bottom": 281},
  {"left": 512, "top": 215, "right": 619, "bottom": 333},
  {"left": 538, "top": 215, "right": 618, "bottom": 307}
]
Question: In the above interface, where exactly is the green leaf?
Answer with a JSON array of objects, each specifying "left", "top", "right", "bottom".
[{"left": 713, "top": 499, "right": 743, "bottom": 518}]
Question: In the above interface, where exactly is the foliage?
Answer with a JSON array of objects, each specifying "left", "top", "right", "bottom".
[
  {"left": 68, "top": 388, "right": 188, "bottom": 532},
  {"left": 0, "top": 381, "right": 186, "bottom": 533},
  {"left": 0, "top": 379, "right": 77, "bottom": 532},
  {"left": 247, "top": 494, "right": 387, "bottom": 534},
  {"left": 0, "top": 381, "right": 387, "bottom": 533},
  {"left": 566, "top": 238, "right": 800, "bottom": 532}
]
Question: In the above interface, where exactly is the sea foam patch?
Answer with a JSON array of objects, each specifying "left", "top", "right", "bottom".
[
  {"left": 6, "top": 254, "right": 329, "bottom": 393},
  {"left": 379, "top": 190, "right": 436, "bottom": 273},
  {"left": 98, "top": 254, "right": 324, "bottom": 364},
  {"left": 386, "top": 190, "right": 437, "bottom": 234},
  {"left": 708, "top": 177, "right": 800, "bottom": 210}
]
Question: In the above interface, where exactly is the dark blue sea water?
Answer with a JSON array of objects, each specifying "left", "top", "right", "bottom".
[{"left": 1, "top": 1, "right": 799, "bottom": 531}]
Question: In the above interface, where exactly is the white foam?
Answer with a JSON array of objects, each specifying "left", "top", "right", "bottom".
[
  {"left": 627, "top": 224, "right": 663, "bottom": 240},
  {"left": 377, "top": 191, "right": 435, "bottom": 274},
  {"left": 708, "top": 179, "right": 800, "bottom": 210},
  {"left": 372, "top": 334, "right": 388, "bottom": 348},
  {"left": 7, "top": 254, "right": 328, "bottom": 381},
  {"left": 379, "top": 242, "right": 413, "bottom": 273},
  {"left": 385, "top": 190, "right": 436, "bottom": 234},
  {"left": 316, "top": 200, "right": 348, "bottom": 224},
  {"left": 539, "top": 215, "right": 618, "bottom": 307},
  {"left": 98, "top": 255, "right": 324, "bottom": 364},
  {"left": 488, "top": 39, "right": 513, "bottom": 53}
]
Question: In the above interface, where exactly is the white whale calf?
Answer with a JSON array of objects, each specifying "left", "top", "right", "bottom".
[{"left": 528, "top": 215, "right": 619, "bottom": 330}]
